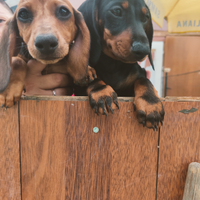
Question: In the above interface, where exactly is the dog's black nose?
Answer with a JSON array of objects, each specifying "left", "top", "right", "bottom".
[
  {"left": 35, "top": 34, "right": 58, "bottom": 55},
  {"left": 131, "top": 42, "right": 150, "bottom": 60}
]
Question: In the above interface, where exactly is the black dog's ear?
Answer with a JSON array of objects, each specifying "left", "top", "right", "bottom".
[
  {"left": 78, "top": 0, "right": 102, "bottom": 66},
  {"left": 0, "top": 15, "right": 22, "bottom": 92},
  {"left": 146, "top": 5, "right": 155, "bottom": 70}
]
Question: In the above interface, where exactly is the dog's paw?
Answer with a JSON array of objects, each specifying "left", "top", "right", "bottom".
[
  {"left": 74, "top": 66, "right": 97, "bottom": 86},
  {"left": 89, "top": 85, "right": 119, "bottom": 115},
  {"left": 134, "top": 97, "right": 165, "bottom": 130},
  {"left": 0, "top": 81, "right": 24, "bottom": 109},
  {"left": 87, "top": 66, "right": 97, "bottom": 83}
]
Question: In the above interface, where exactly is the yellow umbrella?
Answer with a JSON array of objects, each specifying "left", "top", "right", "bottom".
[{"left": 145, "top": 0, "right": 200, "bottom": 33}]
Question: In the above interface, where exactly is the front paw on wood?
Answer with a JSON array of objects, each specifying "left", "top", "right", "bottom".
[
  {"left": 0, "top": 81, "right": 24, "bottom": 109},
  {"left": 134, "top": 97, "right": 165, "bottom": 131},
  {"left": 89, "top": 85, "right": 119, "bottom": 116}
]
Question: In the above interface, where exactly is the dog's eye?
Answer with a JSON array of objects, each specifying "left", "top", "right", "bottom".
[
  {"left": 18, "top": 8, "right": 32, "bottom": 22},
  {"left": 111, "top": 8, "right": 123, "bottom": 17},
  {"left": 143, "top": 14, "right": 150, "bottom": 23},
  {"left": 56, "top": 6, "right": 71, "bottom": 20},
  {"left": 59, "top": 7, "right": 70, "bottom": 17},
  {"left": 146, "top": 15, "right": 150, "bottom": 20}
]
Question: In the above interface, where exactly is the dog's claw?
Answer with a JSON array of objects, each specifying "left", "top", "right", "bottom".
[
  {"left": 95, "top": 108, "right": 99, "bottom": 116},
  {"left": 93, "top": 74, "right": 96, "bottom": 79},
  {"left": 115, "top": 101, "right": 119, "bottom": 109},
  {"left": 103, "top": 109, "right": 107, "bottom": 116},
  {"left": 143, "top": 121, "right": 145, "bottom": 127},
  {"left": 152, "top": 126, "right": 155, "bottom": 131},
  {"left": 88, "top": 76, "right": 92, "bottom": 82},
  {"left": 156, "top": 125, "right": 158, "bottom": 131},
  {"left": 161, "top": 121, "right": 163, "bottom": 126},
  {"left": 110, "top": 108, "right": 114, "bottom": 114}
]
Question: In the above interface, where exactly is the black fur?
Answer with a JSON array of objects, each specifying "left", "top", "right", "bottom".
[
  {"left": 78, "top": 0, "right": 155, "bottom": 97},
  {"left": 136, "top": 77, "right": 160, "bottom": 104},
  {"left": 78, "top": 0, "right": 165, "bottom": 129}
]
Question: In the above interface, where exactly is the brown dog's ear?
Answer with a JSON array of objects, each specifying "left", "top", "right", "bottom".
[
  {"left": 78, "top": 0, "right": 102, "bottom": 66},
  {"left": 66, "top": 9, "right": 91, "bottom": 85},
  {"left": 0, "top": 16, "right": 22, "bottom": 92}
]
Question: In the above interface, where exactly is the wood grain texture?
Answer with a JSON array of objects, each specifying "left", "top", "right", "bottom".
[
  {"left": 21, "top": 96, "right": 200, "bottom": 103},
  {"left": 20, "top": 101, "right": 66, "bottom": 200},
  {"left": 0, "top": 105, "right": 21, "bottom": 200},
  {"left": 157, "top": 102, "right": 200, "bottom": 200},
  {"left": 164, "top": 36, "right": 200, "bottom": 97},
  {"left": 20, "top": 100, "right": 158, "bottom": 200}
]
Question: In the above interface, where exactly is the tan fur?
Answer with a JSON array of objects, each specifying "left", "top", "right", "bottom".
[
  {"left": 0, "top": 0, "right": 92, "bottom": 108},
  {"left": 87, "top": 83, "right": 118, "bottom": 115},
  {"left": 87, "top": 80, "right": 106, "bottom": 94},
  {"left": 134, "top": 81, "right": 163, "bottom": 128},
  {"left": 0, "top": 57, "right": 27, "bottom": 107},
  {"left": 102, "top": 28, "right": 138, "bottom": 63},
  {"left": 16, "top": 0, "right": 77, "bottom": 64},
  {"left": 142, "top": 7, "right": 147, "bottom": 15},
  {"left": 122, "top": 1, "right": 129, "bottom": 9}
]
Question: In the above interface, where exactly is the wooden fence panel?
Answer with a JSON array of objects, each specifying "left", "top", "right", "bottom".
[
  {"left": 20, "top": 99, "right": 158, "bottom": 200},
  {"left": 0, "top": 105, "right": 21, "bottom": 200},
  {"left": 1, "top": 97, "right": 199, "bottom": 200},
  {"left": 157, "top": 101, "right": 200, "bottom": 200}
]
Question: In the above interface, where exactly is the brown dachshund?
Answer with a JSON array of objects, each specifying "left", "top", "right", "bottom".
[{"left": 0, "top": 0, "right": 95, "bottom": 108}]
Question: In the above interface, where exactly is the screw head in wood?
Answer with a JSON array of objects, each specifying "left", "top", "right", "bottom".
[{"left": 93, "top": 127, "right": 99, "bottom": 133}]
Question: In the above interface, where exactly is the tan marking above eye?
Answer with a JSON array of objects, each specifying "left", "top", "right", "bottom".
[
  {"left": 121, "top": 1, "right": 129, "bottom": 9},
  {"left": 104, "top": 28, "right": 112, "bottom": 37},
  {"left": 142, "top": 7, "right": 147, "bottom": 15}
]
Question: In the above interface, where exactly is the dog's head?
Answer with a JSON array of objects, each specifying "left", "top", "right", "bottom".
[
  {"left": 81, "top": 0, "right": 154, "bottom": 69},
  {"left": 0, "top": 0, "right": 90, "bottom": 92}
]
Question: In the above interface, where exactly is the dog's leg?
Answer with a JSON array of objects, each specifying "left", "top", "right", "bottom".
[
  {"left": 0, "top": 57, "right": 27, "bottom": 108},
  {"left": 134, "top": 77, "right": 164, "bottom": 130},
  {"left": 87, "top": 79, "right": 119, "bottom": 115},
  {"left": 44, "top": 64, "right": 97, "bottom": 86}
]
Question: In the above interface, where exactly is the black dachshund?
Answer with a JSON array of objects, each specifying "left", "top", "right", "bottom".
[{"left": 78, "top": 0, "right": 164, "bottom": 130}]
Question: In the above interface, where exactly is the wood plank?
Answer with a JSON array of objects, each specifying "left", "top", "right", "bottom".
[
  {"left": 0, "top": 105, "right": 21, "bottom": 200},
  {"left": 20, "top": 100, "right": 158, "bottom": 200},
  {"left": 20, "top": 101, "right": 66, "bottom": 200},
  {"left": 21, "top": 95, "right": 200, "bottom": 103},
  {"left": 182, "top": 162, "right": 200, "bottom": 200},
  {"left": 157, "top": 102, "right": 200, "bottom": 200}
]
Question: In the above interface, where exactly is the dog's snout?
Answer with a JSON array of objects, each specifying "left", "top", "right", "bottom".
[
  {"left": 35, "top": 34, "right": 58, "bottom": 54},
  {"left": 131, "top": 42, "right": 150, "bottom": 60}
]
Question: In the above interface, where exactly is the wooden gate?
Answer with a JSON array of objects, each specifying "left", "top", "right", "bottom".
[{"left": 0, "top": 96, "right": 200, "bottom": 200}]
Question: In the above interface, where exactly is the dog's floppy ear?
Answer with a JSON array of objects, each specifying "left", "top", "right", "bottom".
[
  {"left": 78, "top": 0, "right": 102, "bottom": 66},
  {"left": 146, "top": 5, "right": 155, "bottom": 70},
  {"left": 66, "top": 9, "right": 90, "bottom": 85},
  {"left": 0, "top": 16, "right": 22, "bottom": 92}
]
